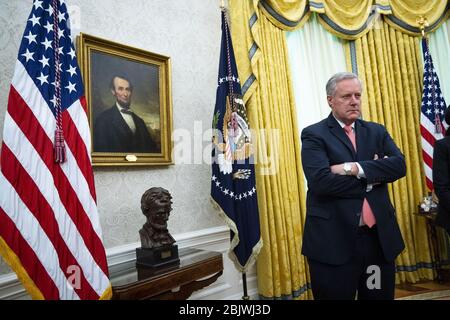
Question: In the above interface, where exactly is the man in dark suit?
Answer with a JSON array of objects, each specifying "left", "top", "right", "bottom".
[
  {"left": 301, "top": 72, "right": 406, "bottom": 300},
  {"left": 94, "top": 75, "right": 158, "bottom": 153},
  {"left": 432, "top": 107, "right": 450, "bottom": 236}
]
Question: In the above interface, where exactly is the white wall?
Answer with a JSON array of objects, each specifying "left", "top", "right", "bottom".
[{"left": 0, "top": 0, "right": 227, "bottom": 276}]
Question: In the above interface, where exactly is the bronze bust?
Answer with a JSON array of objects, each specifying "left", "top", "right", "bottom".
[{"left": 139, "top": 187, "right": 175, "bottom": 249}]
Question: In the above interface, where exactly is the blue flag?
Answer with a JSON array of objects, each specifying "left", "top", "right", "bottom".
[{"left": 211, "top": 11, "right": 262, "bottom": 272}]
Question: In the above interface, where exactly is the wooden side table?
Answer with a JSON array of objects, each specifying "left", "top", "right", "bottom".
[
  {"left": 111, "top": 248, "right": 223, "bottom": 300},
  {"left": 414, "top": 207, "right": 446, "bottom": 282}
]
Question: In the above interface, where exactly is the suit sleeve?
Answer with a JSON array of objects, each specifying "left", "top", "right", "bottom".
[
  {"left": 358, "top": 126, "right": 406, "bottom": 184},
  {"left": 433, "top": 140, "right": 450, "bottom": 210},
  {"left": 301, "top": 127, "right": 366, "bottom": 198}
]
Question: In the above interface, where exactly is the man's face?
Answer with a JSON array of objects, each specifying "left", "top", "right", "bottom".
[
  {"left": 111, "top": 77, "right": 132, "bottom": 108},
  {"left": 327, "top": 78, "right": 362, "bottom": 125},
  {"left": 149, "top": 193, "right": 172, "bottom": 231}
]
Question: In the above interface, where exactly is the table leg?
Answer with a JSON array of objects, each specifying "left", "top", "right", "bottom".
[{"left": 429, "top": 220, "right": 443, "bottom": 283}]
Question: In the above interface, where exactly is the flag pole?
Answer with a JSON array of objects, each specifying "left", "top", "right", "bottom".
[{"left": 242, "top": 273, "right": 250, "bottom": 300}]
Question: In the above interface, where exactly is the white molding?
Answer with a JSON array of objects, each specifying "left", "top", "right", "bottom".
[
  {"left": 0, "top": 273, "right": 29, "bottom": 300},
  {"left": 0, "top": 225, "right": 257, "bottom": 300}
]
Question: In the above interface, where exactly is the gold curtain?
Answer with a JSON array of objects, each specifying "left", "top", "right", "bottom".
[
  {"left": 348, "top": 20, "right": 435, "bottom": 282},
  {"left": 229, "top": 0, "right": 261, "bottom": 103},
  {"left": 264, "top": 0, "right": 308, "bottom": 21},
  {"left": 257, "top": 0, "right": 449, "bottom": 38},
  {"left": 386, "top": 0, "right": 449, "bottom": 35},
  {"left": 229, "top": 0, "right": 312, "bottom": 299},
  {"left": 259, "top": 0, "right": 311, "bottom": 30},
  {"left": 313, "top": 0, "right": 389, "bottom": 39}
]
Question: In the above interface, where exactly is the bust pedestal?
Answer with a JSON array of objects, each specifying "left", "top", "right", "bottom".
[{"left": 136, "top": 244, "right": 179, "bottom": 268}]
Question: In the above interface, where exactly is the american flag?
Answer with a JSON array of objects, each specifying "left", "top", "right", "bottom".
[
  {"left": 0, "top": 0, "right": 111, "bottom": 299},
  {"left": 420, "top": 38, "right": 447, "bottom": 191}
]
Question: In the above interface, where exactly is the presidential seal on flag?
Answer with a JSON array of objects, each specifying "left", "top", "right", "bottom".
[{"left": 213, "top": 93, "right": 253, "bottom": 175}]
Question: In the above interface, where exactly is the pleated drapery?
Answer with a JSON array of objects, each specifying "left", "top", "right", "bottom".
[{"left": 352, "top": 20, "right": 435, "bottom": 282}]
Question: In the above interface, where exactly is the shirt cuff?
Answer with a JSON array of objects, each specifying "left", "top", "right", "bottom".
[
  {"left": 355, "top": 163, "right": 372, "bottom": 192},
  {"left": 355, "top": 163, "right": 365, "bottom": 179}
]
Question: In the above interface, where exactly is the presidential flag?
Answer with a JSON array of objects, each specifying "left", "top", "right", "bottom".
[
  {"left": 211, "top": 10, "right": 262, "bottom": 272},
  {"left": 0, "top": 0, "right": 111, "bottom": 299},
  {"left": 420, "top": 38, "right": 447, "bottom": 191}
]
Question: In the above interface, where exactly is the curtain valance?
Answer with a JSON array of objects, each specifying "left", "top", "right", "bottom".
[
  {"left": 258, "top": 0, "right": 449, "bottom": 39},
  {"left": 259, "top": 0, "right": 310, "bottom": 30},
  {"left": 385, "top": 0, "right": 449, "bottom": 36}
]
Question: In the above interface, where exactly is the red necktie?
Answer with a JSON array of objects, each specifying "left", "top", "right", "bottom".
[{"left": 344, "top": 125, "right": 376, "bottom": 228}]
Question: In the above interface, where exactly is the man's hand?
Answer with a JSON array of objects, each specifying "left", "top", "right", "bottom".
[
  {"left": 330, "top": 164, "right": 344, "bottom": 175},
  {"left": 372, "top": 154, "right": 388, "bottom": 186},
  {"left": 374, "top": 154, "right": 388, "bottom": 160},
  {"left": 330, "top": 163, "right": 359, "bottom": 176}
]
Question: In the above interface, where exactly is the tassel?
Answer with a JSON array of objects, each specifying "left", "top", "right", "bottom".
[
  {"left": 435, "top": 114, "right": 442, "bottom": 134},
  {"left": 54, "top": 128, "right": 66, "bottom": 163}
]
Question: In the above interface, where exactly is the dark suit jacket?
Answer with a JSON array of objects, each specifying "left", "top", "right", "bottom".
[
  {"left": 301, "top": 113, "right": 406, "bottom": 265},
  {"left": 94, "top": 105, "right": 158, "bottom": 153},
  {"left": 432, "top": 136, "right": 450, "bottom": 235}
]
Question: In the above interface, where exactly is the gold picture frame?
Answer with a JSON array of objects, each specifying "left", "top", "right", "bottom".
[{"left": 77, "top": 33, "right": 173, "bottom": 166}]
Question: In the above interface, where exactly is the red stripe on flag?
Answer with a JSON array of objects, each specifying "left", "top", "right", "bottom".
[
  {"left": 62, "top": 112, "right": 96, "bottom": 201},
  {"left": 1, "top": 145, "right": 99, "bottom": 299},
  {"left": 422, "top": 150, "right": 433, "bottom": 168},
  {"left": 79, "top": 96, "right": 88, "bottom": 113},
  {"left": 426, "top": 177, "right": 433, "bottom": 191},
  {"left": 420, "top": 125, "right": 437, "bottom": 147},
  {"left": 7, "top": 87, "right": 109, "bottom": 276},
  {"left": 0, "top": 206, "right": 59, "bottom": 299}
]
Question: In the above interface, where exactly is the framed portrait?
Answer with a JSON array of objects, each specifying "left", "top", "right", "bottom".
[{"left": 77, "top": 33, "right": 173, "bottom": 166}]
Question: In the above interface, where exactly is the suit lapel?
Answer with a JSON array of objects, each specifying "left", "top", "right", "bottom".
[
  {"left": 327, "top": 114, "right": 356, "bottom": 158},
  {"left": 111, "top": 106, "right": 133, "bottom": 138},
  {"left": 355, "top": 120, "right": 369, "bottom": 161}
]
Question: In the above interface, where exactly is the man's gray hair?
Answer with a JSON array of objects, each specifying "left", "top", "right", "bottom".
[{"left": 326, "top": 72, "right": 362, "bottom": 96}]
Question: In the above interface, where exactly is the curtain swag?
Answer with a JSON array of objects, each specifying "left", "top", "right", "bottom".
[{"left": 258, "top": 0, "right": 449, "bottom": 39}]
